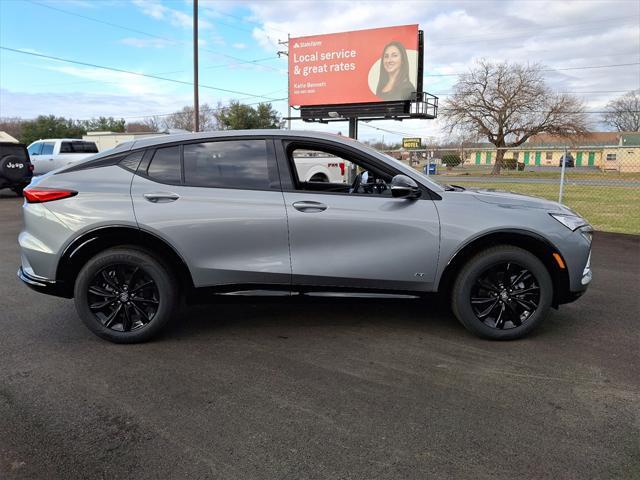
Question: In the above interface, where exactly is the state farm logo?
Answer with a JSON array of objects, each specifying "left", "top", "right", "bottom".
[
  {"left": 293, "top": 40, "right": 322, "bottom": 49},
  {"left": 7, "top": 162, "right": 24, "bottom": 169}
]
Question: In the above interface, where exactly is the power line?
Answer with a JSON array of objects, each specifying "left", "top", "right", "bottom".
[
  {"left": 0, "top": 46, "right": 282, "bottom": 100},
  {"left": 437, "top": 108, "right": 637, "bottom": 114},
  {"left": 425, "top": 62, "right": 640, "bottom": 77},
  {"left": 431, "top": 89, "right": 633, "bottom": 96},
  {"left": 429, "top": 15, "right": 637, "bottom": 45},
  {"left": 25, "top": 0, "right": 282, "bottom": 72},
  {"left": 100, "top": 97, "right": 289, "bottom": 121},
  {"left": 359, "top": 122, "right": 419, "bottom": 137},
  {"left": 9, "top": 96, "right": 289, "bottom": 122},
  {"left": 18, "top": 57, "right": 282, "bottom": 90}
]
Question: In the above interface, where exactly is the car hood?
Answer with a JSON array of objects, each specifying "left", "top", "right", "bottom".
[{"left": 465, "top": 187, "right": 573, "bottom": 213}]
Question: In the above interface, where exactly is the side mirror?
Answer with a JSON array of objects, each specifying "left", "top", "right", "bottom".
[{"left": 391, "top": 174, "right": 421, "bottom": 199}]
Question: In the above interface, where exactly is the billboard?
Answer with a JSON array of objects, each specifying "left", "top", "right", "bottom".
[{"left": 289, "top": 25, "right": 420, "bottom": 107}]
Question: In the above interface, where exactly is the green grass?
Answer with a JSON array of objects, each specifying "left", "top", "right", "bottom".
[
  {"left": 448, "top": 181, "right": 640, "bottom": 235},
  {"left": 423, "top": 165, "right": 640, "bottom": 180},
  {"left": 442, "top": 169, "right": 640, "bottom": 180}
]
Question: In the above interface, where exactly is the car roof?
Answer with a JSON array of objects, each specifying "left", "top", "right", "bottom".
[
  {"left": 30, "top": 138, "right": 95, "bottom": 143},
  {"left": 127, "top": 129, "right": 357, "bottom": 150}
]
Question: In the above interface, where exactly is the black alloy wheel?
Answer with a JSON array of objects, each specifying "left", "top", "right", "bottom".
[
  {"left": 451, "top": 245, "right": 553, "bottom": 340},
  {"left": 87, "top": 264, "right": 159, "bottom": 332},
  {"left": 470, "top": 262, "right": 540, "bottom": 330},
  {"left": 74, "top": 248, "right": 178, "bottom": 343}
]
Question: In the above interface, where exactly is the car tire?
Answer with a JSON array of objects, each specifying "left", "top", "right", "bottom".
[
  {"left": 451, "top": 245, "right": 553, "bottom": 340},
  {"left": 11, "top": 186, "right": 24, "bottom": 196},
  {"left": 74, "top": 248, "right": 178, "bottom": 343}
]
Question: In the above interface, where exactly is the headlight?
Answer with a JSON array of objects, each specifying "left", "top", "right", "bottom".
[
  {"left": 549, "top": 213, "right": 588, "bottom": 231},
  {"left": 580, "top": 226, "right": 593, "bottom": 243}
]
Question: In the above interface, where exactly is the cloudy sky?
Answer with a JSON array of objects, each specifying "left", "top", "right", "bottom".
[{"left": 1, "top": 0, "right": 639, "bottom": 143}]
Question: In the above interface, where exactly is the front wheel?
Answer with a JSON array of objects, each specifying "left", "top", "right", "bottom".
[
  {"left": 451, "top": 246, "right": 553, "bottom": 340},
  {"left": 74, "top": 248, "right": 178, "bottom": 343}
]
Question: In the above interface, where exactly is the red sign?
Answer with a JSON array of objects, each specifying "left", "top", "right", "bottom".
[{"left": 289, "top": 25, "right": 419, "bottom": 107}]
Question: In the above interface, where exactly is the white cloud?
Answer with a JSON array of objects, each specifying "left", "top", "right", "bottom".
[
  {"left": 133, "top": 0, "right": 211, "bottom": 29},
  {"left": 120, "top": 37, "right": 176, "bottom": 49},
  {"left": 45, "top": 65, "right": 174, "bottom": 96},
  {"left": 232, "top": 42, "right": 248, "bottom": 49},
  {"left": 0, "top": 88, "right": 190, "bottom": 120}
]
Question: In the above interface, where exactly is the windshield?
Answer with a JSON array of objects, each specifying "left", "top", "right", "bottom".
[{"left": 357, "top": 143, "right": 445, "bottom": 192}]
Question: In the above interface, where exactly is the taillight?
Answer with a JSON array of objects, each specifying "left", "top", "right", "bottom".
[
  {"left": 339, "top": 162, "right": 345, "bottom": 176},
  {"left": 23, "top": 187, "right": 77, "bottom": 203},
  {"left": 28, "top": 164, "right": 34, "bottom": 171}
]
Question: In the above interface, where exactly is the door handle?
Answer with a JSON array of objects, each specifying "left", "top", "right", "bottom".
[
  {"left": 143, "top": 192, "right": 180, "bottom": 203},
  {"left": 292, "top": 201, "right": 327, "bottom": 212}
]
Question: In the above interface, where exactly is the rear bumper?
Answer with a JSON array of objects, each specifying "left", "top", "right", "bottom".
[{"left": 17, "top": 267, "right": 70, "bottom": 298}]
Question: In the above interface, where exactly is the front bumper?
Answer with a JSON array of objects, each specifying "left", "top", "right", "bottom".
[
  {"left": 17, "top": 267, "right": 70, "bottom": 298},
  {"left": 581, "top": 251, "right": 592, "bottom": 286}
]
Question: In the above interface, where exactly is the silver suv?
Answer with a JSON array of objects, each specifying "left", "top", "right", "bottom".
[{"left": 17, "top": 131, "right": 592, "bottom": 343}]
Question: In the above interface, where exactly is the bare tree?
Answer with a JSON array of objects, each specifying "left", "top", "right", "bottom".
[
  {"left": 0, "top": 117, "right": 24, "bottom": 141},
  {"left": 126, "top": 121, "right": 158, "bottom": 133},
  {"left": 163, "top": 104, "right": 218, "bottom": 131},
  {"left": 443, "top": 60, "right": 589, "bottom": 174},
  {"left": 603, "top": 90, "right": 640, "bottom": 132},
  {"left": 141, "top": 116, "right": 163, "bottom": 133}
]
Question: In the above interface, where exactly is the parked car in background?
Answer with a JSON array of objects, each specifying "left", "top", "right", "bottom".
[
  {"left": 17, "top": 130, "right": 592, "bottom": 344},
  {"left": 0, "top": 141, "right": 33, "bottom": 196},
  {"left": 27, "top": 139, "right": 98, "bottom": 175},
  {"left": 559, "top": 153, "right": 575, "bottom": 168}
]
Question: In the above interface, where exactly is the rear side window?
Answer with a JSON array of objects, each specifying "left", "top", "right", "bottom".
[
  {"left": 41, "top": 142, "right": 55, "bottom": 155},
  {"left": 27, "top": 143, "right": 42, "bottom": 156},
  {"left": 183, "top": 140, "right": 271, "bottom": 189},
  {"left": 147, "top": 146, "right": 181, "bottom": 183},
  {"left": 1, "top": 144, "right": 28, "bottom": 160},
  {"left": 60, "top": 141, "right": 98, "bottom": 153},
  {"left": 119, "top": 150, "right": 145, "bottom": 172}
]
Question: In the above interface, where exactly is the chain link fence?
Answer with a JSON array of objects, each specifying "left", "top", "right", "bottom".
[{"left": 385, "top": 144, "right": 640, "bottom": 235}]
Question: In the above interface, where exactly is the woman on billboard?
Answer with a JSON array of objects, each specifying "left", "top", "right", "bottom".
[{"left": 375, "top": 41, "right": 416, "bottom": 101}]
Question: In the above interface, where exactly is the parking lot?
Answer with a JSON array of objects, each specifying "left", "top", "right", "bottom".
[{"left": 0, "top": 191, "right": 638, "bottom": 479}]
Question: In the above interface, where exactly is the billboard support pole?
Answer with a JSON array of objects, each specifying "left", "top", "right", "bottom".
[
  {"left": 348, "top": 117, "right": 358, "bottom": 139},
  {"left": 192, "top": 0, "right": 199, "bottom": 132}
]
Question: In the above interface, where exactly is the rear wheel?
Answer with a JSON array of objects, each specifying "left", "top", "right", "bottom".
[
  {"left": 308, "top": 173, "right": 329, "bottom": 183},
  {"left": 74, "top": 248, "right": 178, "bottom": 343},
  {"left": 451, "top": 246, "right": 553, "bottom": 340}
]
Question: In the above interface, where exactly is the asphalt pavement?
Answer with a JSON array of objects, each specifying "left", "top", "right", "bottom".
[{"left": 0, "top": 191, "right": 639, "bottom": 479}]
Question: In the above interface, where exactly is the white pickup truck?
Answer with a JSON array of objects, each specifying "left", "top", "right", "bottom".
[
  {"left": 292, "top": 151, "right": 347, "bottom": 183},
  {"left": 27, "top": 138, "right": 99, "bottom": 175}
]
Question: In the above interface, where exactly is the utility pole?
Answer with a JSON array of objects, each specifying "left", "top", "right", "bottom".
[
  {"left": 193, "top": 0, "right": 199, "bottom": 132},
  {"left": 277, "top": 36, "right": 291, "bottom": 129}
]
